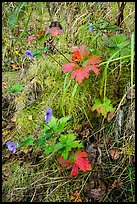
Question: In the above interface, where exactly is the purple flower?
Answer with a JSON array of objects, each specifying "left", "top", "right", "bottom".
[
  {"left": 44, "top": 108, "right": 52, "bottom": 123},
  {"left": 6, "top": 141, "right": 16, "bottom": 153},
  {"left": 89, "top": 26, "right": 93, "bottom": 32},
  {"left": 25, "top": 50, "right": 34, "bottom": 58}
]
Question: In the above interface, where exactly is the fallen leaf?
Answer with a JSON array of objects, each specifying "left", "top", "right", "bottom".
[
  {"left": 70, "top": 163, "right": 79, "bottom": 177},
  {"left": 37, "top": 29, "right": 46, "bottom": 38},
  {"left": 105, "top": 134, "right": 111, "bottom": 147},
  {"left": 86, "top": 143, "right": 97, "bottom": 163},
  {"left": 75, "top": 151, "right": 92, "bottom": 172},
  {"left": 70, "top": 190, "right": 82, "bottom": 202},
  {"left": 110, "top": 147, "right": 122, "bottom": 160},
  {"left": 10, "top": 63, "right": 20, "bottom": 70},
  {"left": 87, "top": 188, "right": 105, "bottom": 200},
  {"left": 111, "top": 179, "right": 123, "bottom": 189},
  {"left": 28, "top": 35, "right": 36, "bottom": 42},
  {"left": 47, "top": 27, "right": 63, "bottom": 37},
  {"left": 107, "top": 112, "right": 115, "bottom": 122}
]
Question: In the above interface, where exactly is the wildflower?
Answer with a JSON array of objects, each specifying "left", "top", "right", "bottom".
[
  {"left": 88, "top": 22, "right": 93, "bottom": 32},
  {"left": 89, "top": 26, "right": 93, "bottom": 32},
  {"left": 28, "top": 35, "right": 36, "bottom": 43},
  {"left": 25, "top": 50, "right": 34, "bottom": 58},
  {"left": 6, "top": 141, "right": 16, "bottom": 153},
  {"left": 46, "top": 27, "right": 63, "bottom": 38},
  {"left": 62, "top": 45, "right": 101, "bottom": 84},
  {"left": 45, "top": 108, "right": 52, "bottom": 123}
]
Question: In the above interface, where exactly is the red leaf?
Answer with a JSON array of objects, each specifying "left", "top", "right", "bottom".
[
  {"left": 62, "top": 63, "right": 75, "bottom": 73},
  {"left": 85, "top": 65, "right": 100, "bottom": 75},
  {"left": 70, "top": 163, "right": 79, "bottom": 177},
  {"left": 57, "top": 156, "right": 71, "bottom": 172},
  {"left": 87, "top": 56, "right": 102, "bottom": 65},
  {"left": 71, "top": 69, "right": 89, "bottom": 84},
  {"left": 62, "top": 45, "right": 102, "bottom": 84},
  {"left": 57, "top": 155, "right": 70, "bottom": 167},
  {"left": 84, "top": 56, "right": 102, "bottom": 75},
  {"left": 75, "top": 151, "right": 92, "bottom": 171}
]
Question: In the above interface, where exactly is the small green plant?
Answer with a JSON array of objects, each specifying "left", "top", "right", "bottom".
[
  {"left": 47, "top": 133, "right": 83, "bottom": 160},
  {"left": 4, "top": 83, "right": 24, "bottom": 96},
  {"left": 9, "top": 108, "right": 91, "bottom": 177},
  {"left": 91, "top": 97, "right": 115, "bottom": 118}
]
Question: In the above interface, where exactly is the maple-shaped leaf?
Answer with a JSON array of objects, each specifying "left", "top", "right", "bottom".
[
  {"left": 71, "top": 69, "right": 89, "bottom": 84},
  {"left": 84, "top": 56, "right": 102, "bottom": 75},
  {"left": 58, "top": 133, "right": 83, "bottom": 160},
  {"left": 62, "top": 63, "right": 75, "bottom": 73},
  {"left": 92, "top": 97, "right": 115, "bottom": 118},
  {"left": 70, "top": 163, "right": 79, "bottom": 177},
  {"left": 75, "top": 151, "right": 92, "bottom": 172},
  {"left": 57, "top": 151, "right": 91, "bottom": 177},
  {"left": 62, "top": 45, "right": 101, "bottom": 84}
]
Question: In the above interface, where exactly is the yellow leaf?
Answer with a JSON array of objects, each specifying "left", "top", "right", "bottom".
[
  {"left": 14, "top": 51, "right": 20, "bottom": 56},
  {"left": 10, "top": 63, "right": 20, "bottom": 70}
]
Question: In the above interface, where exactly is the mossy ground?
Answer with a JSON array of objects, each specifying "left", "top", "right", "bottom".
[{"left": 2, "top": 2, "right": 135, "bottom": 202}]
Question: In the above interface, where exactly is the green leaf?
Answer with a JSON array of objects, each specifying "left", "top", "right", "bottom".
[
  {"left": 47, "top": 116, "right": 58, "bottom": 129},
  {"left": 53, "top": 143, "right": 64, "bottom": 153},
  {"left": 45, "top": 133, "right": 52, "bottom": 140},
  {"left": 44, "top": 144, "right": 54, "bottom": 156},
  {"left": 57, "top": 133, "right": 83, "bottom": 160},
  {"left": 59, "top": 133, "right": 76, "bottom": 144},
  {"left": 58, "top": 115, "right": 71, "bottom": 125},
  {"left": 105, "top": 34, "right": 131, "bottom": 57},
  {"left": 36, "top": 136, "right": 45, "bottom": 147},
  {"left": 8, "top": 3, "right": 27, "bottom": 28},
  {"left": 55, "top": 115, "right": 71, "bottom": 133},
  {"left": 6, "top": 84, "right": 24, "bottom": 96},
  {"left": 61, "top": 150, "right": 69, "bottom": 160},
  {"left": 68, "top": 141, "right": 84, "bottom": 149},
  {"left": 20, "top": 135, "right": 35, "bottom": 147},
  {"left": 41, "top": 116, "right": 57, "bottom": 136},
  {"left": 8, "top": 13, "right": 17, "bottom": 28},
  {"left": 100, "top": 25, "right": 122, "bottom": 31},
  {"left": 92, "top": 97, "right": 115, "bottom": 118},
  {"left": 32, "top": 51, "right": 42, "bottom": 58}
]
